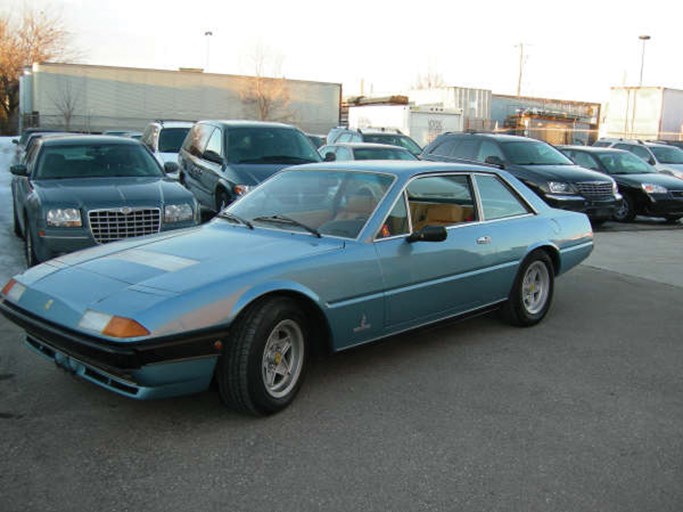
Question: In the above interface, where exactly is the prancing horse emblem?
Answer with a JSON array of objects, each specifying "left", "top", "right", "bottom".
[
  {"left": 44, "top": 299, "right": 54, "bottom": 311},
  {"left": 353, "top": 314, "right": 371, "bottom": 333}
]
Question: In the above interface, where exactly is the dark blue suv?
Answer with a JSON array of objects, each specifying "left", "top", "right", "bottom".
[{"left": 179, "top": 120, "right": 322, "bottom": 212}]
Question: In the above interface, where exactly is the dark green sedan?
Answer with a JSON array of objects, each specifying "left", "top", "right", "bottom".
[{"left": 11, "top": 135, "right": 200, "bottom": 266}]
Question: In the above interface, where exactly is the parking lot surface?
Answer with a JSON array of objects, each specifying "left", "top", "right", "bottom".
[{"left": 1, "top": 139, "right": 682, "bottom": 511}]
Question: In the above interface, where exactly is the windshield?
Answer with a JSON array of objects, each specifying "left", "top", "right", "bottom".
[
  {"left": 596, "top": 151, "right": 656, "bottom": 174},
  {"left": 226, "top": 127, "right": 322, "bottom": 165},
  {"left": 650, "top": 146, "right": 683, "bottom": 164},
  {"left": 363, "top": 134, "right": 422, "bottom": 155},
  {"left": 158, "top": 127, "right": 191, "bottom": 153},
  {"left": 35, "top": 143, "right": 164, "bottom": 179},
  {"left": 228, "top": 169, "right": 394, "bottom": 239},
  {"left": 501, "top": 140, "right": 574, "bottom": 165},
  {"left": 353, "top": 147, "right": 417, "bottom": 160}
]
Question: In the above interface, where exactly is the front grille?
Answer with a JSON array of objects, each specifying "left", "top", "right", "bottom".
[
  {"left": 576, "top": 181, "right": 614, "bottom": 199},
  {"left": 671, "top": 190, "right": 683, "bottom": 198},
  {"left": 88, "top": 207, "right": 161, "bottom": 244}
]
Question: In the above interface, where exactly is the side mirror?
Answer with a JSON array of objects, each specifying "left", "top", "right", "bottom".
[
  {"left": 407, "top": 225, "right": 448, "bottom": 243},
  {"left": 323, "top": 152, "right": 336, "bottom": 162},
  {"left": 163, "top": 161, "right": 179, "bottom": 174},
  {"left": 203, "top": 150, "right": 224, "bottom": 165},
  {"left": 12, "top": 139, "right": 18, "bottom": 145},
  {"left": 10, "top": 164, "right": 28, "bottom": 176},
  {"left": 484, "top": 155, "right": 505, "bottom": 168}
]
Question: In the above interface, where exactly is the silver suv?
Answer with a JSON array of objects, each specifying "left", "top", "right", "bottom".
[
  {"left": 593, "top": 138, "right": 683, "bottom": 180},
  {"left": 141, "top": 120, "right": 195, "bottom": 179}
]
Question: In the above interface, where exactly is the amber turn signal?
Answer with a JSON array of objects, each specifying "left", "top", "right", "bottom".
[{"left": 103, "top": 316, "right": 150, "bottom": 338}]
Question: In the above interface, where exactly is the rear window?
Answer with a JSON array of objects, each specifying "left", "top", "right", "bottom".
[
  {"left": 158, "top": 127, "right": 191, "bottom": 153},
  {"left": 352, "top": 147, "right": 416, "bottom": 160}
]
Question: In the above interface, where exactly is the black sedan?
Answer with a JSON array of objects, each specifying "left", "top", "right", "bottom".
[{"left": 558, "top": 146, "right": 683, "bottom": 223}]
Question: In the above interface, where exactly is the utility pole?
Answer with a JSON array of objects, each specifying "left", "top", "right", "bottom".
[
  {"left": 204, "top": 31, "right": 213, "bottom": 72},
  {"left": 638, "top": 34, "right": 651, "bottom": 87},
  {"left": 516, "top": 43, "right": 525, "bottom": 97}
]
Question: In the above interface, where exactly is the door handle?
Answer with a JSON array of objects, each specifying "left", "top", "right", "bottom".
[{"left": 476, "top": 236, "right": 492, "bottom": 245}]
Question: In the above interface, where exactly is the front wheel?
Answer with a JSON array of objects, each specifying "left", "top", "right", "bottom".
[
  {"left": 613, "top": 194, "right": 636, "bottom": 223},
  {"left": 217, "top": 297, "right": 308, "bottom": 416},
  {"left": 501, "top": 251, "right": 554, "bottom": 327}
]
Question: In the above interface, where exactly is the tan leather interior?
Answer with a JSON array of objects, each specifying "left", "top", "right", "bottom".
[
  {"left": 335, "top": 195, "right": 376, "bottom": 220},
  {"left": 410, "top": 202, "right": 474, "bottom": 231}
]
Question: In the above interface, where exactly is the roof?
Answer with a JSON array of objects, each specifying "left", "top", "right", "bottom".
[
  {"left": 290, "top": 160, "right": 503, "bottom": 178},
  {"left": 197, "top": 120, "right": 302, "bottom": 130},
  {"left": 150, "top": 120, "right": 195, "bottom": 128},
  {"left": 441, "top": 132, "right": 538, "bottom": 142},
  {"left": 558, "top": 145, "right": 626, "bottom": 154},
  {"left": 39, "top": 135, "right": 143, "bottom": 146},
  {"left": 324, "top": 142, "right": 412, "bottom": 150}
]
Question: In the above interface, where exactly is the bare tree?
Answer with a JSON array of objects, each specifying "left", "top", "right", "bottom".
[
  {"left": 239, "top": 41, "right": 293, "bottom": 123},
  {"left": 0, "top": 9, "right": 74, "bottom": 134},
  {"left": 50, "top": 79, "right": 80, "bottom": 131},
  {"left": 413, "top": 69, "right": 447, "bottom": 90}
]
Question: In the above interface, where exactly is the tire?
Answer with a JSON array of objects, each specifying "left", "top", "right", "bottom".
[
  {"left": 215, "top": 189, "right": 230, "bottom": 213},
  {"left": 217, "top": 297, "right": 308, "bottom": 416},
  {"left": 13, "top": 204, "right": 22, "bottom": 238},
  {"left": 664, "top": 215, "right": 681, "bottom": 224},
  {"left": 501, "top": 251, "right": 554, "bottom": 327},
  {"left": 23, "top": 215, "right": 39, "bottom": 267},
  {"left": 613, "top": 194, "right": 636, "bottom": 223}
]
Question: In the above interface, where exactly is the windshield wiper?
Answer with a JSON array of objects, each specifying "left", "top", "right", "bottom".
[
  {"left": 252, "top": 214, "right": 321, "bottom": 238},
  {"left": 216, "top": 211, "right": 254, "bottom": 229}
]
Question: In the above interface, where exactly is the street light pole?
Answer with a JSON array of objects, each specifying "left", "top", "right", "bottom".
[
  {"left": 638, "top": 34, "right": 651, "bottom": 87},
  {"left": 204, "top": 31, "right": 213, "bottom": 72}
]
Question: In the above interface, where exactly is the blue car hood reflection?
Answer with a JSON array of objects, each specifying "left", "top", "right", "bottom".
[{"left": 44, "top": 223, "right": 345, "bottom": 297}]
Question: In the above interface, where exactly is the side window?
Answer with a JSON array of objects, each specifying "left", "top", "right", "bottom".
[
  {"left": 475, "top": 175, "right": 531, "bottom": 220},
  {"left": 141, "top": 126, "right": 154, "bottom": 148},
  {"left": 184, "top": 123, "right": 214, "bottom": 158},
  {"left": 477, "top": 140, "right": 505, "bottom": 162},
  {"left": 451, "top": 139, "right": 480, "bottom": 160},
  {"left": 572, "top": 152, "right": 600, "bottom": 171},
  {"left": 377, "top": 193, "right": 410, "bottom": 239},
  {"left": 338, "top": 133, "right": 353, "bottom": 143},
  {"left": 406, "top": 175, "right": 477, "bottom": 231},
  {"left": 337, "top": 147, "right": 353, "bottom": 160},
  {"left": 205, "top": 128, "right": 223, "bottom": 158}
]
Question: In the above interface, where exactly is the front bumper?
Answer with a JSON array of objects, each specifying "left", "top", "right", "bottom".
[
  {"left": 544, "top": 193, "right": 622, "bottom": 220},
  {"left": 1, "top": 299, "right": 223, "bottom": 399},
  {"left": 641, "top": 194, "right": 683, "bottom": 217}
]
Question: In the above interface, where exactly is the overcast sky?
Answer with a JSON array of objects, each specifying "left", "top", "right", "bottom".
[{"left": 4, "top": 0, "right": 682, "bottom": 103}]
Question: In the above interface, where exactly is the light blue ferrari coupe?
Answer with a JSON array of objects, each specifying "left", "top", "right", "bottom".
[{"left": 0, "top": 161, "right": 593, "bottom": 415}]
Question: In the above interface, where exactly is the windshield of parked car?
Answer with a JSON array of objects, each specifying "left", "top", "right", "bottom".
[
  {"left": 34, "top": 143, "right": 164, "bottom": 179},
  {"left": 226, "top": 127, "right": 322, "bottom": 165},
  {"left": 352, "top": 147, "right": 417, "bottom": 160},
  {"left": 158, "top": 127, "right": 191, "bottom": 153},
  {"left": 649, "top": 145, "right": 683, "bottom": 164},
  {"left": 228, "top": 169, "right": 394, "bottom": 239},
  {"left": 363, "top": 134, "right": 423, "bottom": 155},
  {"left": 500, "top": 140, "right": 574, "bottom": 165},
  {"left": 596, "top": 151, "right": 657, "bottom": 174}
]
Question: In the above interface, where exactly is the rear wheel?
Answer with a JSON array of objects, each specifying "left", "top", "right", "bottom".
[
  {"left": 613, "top": 194, "right": 636, "bottom": 222},
  {"left": 502, "top": 251, "right": 554, "bottom": 327},
  {"left": 217, "top": 297, "right": 308, "bottom": 416},
  {"left": 13, "top": 204, "right": 22, "bottom": 238},
  {"left": 664, "top": 215, "right": 681, "bottom": 224}
]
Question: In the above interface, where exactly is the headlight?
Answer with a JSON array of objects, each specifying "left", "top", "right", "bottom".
[
  {"left": 78, "top": 310, "right": 150, "bottom": 338},
  {"left": 234, "top": 184, "right": 253, "bottom": 196},
  {"left": 641, "top": 183, "right": 668, "bottom": 194},
  {"left": 548, "top": 181, "right": 576, "bottom": 194},
  {"left": 611, "top": 180, "right": 619, "bottom": 194},
  {"left": 164, "top": 204, "right": 194, "bottom": 223},
  {"left": 47, "top": 208, "right": 82, "bottom": 227}
]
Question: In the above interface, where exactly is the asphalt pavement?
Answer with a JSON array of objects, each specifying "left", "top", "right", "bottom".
[{"left": 1, "top": 138, "right": 682, "bottom": 512}]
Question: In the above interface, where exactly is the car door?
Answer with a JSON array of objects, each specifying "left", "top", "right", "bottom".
[
  {"left": 374, "top": 173, "right": 503, "bottom": 331},
  {"left": 12, "top": 141, "right": 41, "bottom": 229},
  {"left": 182, "top": 123, "right": 216, "bottom": 208},
  {"left": 196, "top": 126, "right": 225, "bottom": 209}
]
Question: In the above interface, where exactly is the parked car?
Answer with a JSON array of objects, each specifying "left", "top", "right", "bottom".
[
  {"left": 422, "top": 132, "right": 622, "bottom": 224},
  {"left": 558, "top": 145, "right": 683, "bottom": 223},
  {"left": 0, "top": 161, "right": 594, "bottom": 416},
  {"left": 11, "top": 128, "right": 63, "bottom": 165},
  {"left": 140, "top": 120, "right": 194, "bottom": 179},
  {"left": 319, "top": 142, "right": 418, "bottom": 161},
  {"left": 326, "top": 127, "right": 423, "bottom": 157},
  {"left": 593, "top": 138, "right": 683, "bottom": 180},
  {"left": 178, "top": 120, "right": 322, "bottom": 212},
  {"left": 10, "top": 135, "right": 199, "bottom": 266},
  {"left": 305, "top": 133, "right": 326, "bottom": 149}
]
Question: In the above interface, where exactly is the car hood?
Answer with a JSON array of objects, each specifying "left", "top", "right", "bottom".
[
  {"left": 14, "top": 223, "right": 344, "bottom": 329},
  {"left": 613, "top": 172, "right": 683, "bottom": 188},
  {"left": 657, "top": 163, "right": 683, "bottom": 172},
  {"left": 511, "top": 164, "right": 611, "bottom": 182},
  {"left": 34, "top": 177, "right": 193, "bottom": 207}
]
